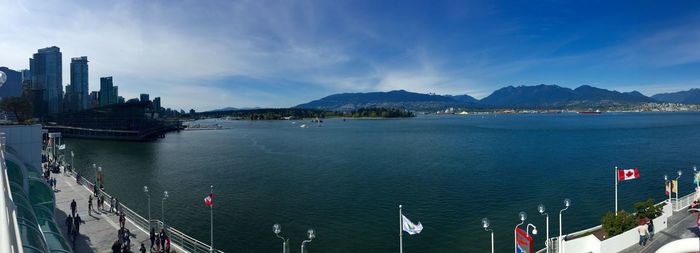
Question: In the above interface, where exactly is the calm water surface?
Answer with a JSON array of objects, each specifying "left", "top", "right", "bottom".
[{"left": 65, "top": 112, "right": 700, "bottom": 253}]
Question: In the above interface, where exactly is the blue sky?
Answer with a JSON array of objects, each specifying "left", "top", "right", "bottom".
[{"left": 1, "top": 0, "right": 700, "bottom": 110}]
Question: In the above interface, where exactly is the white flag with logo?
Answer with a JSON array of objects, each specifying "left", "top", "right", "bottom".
[
  {"left": 58, "top": 144, "right": 66, "bottom": 150},
  {"left": 402, "top": 214, "right": 423, "bottom": 235}
]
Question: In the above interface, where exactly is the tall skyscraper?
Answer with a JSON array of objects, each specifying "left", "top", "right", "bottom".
[
  {"left": 69, "top": 56, "right": 89, "bottom": 111},
  {"left": 99, "top": 76, "right": 114, "bottom": 106},
  {"left": 89, "top": 91, "right": 99, "bottom": 108},
  {"left": 30, "top": 46, "right": 63, "bottom": 117},
  {"left": 140, "top": 93, "right": 150, "bottom": 103},
  {"left": 153, "top": 97, "right": 161, "bottom": 111}
]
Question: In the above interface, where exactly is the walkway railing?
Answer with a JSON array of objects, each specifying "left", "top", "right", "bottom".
[
  {"left": 0, "top": 142, "right": 23, "bottom": 253},
  {"left": 73, "top": 173, "right": 223, "bottom": 253},
  {"left": 671, "top": 193, "right": 695, "bottom": 211}
]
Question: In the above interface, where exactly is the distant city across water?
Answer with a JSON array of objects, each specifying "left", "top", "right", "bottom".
[{"left": 65, "top": 112, "right": 700, "bottom": 253}]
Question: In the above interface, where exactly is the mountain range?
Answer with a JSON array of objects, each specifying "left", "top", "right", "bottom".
[{"left": 294, "top": 85, "right": 700, "bottom": 111}]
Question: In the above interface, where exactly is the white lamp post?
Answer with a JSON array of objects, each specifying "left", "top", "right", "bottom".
[
  {"left": 538, "top": 203, "right": 550, "bottom": 253},
  {"left": 144, "top": 186, "right": 151, "bottom": 230},
  {"left": 273, "top": 224, "right": 289, "bottom": 253},
  {"left": 694, "top": 166, "right": 698, "bottom": 188},
  {"left": 559, "top": 198, "right": 571, "bottom": 253},
  {"left": 301, "top": 228, "right": 315, "bottom": 253},
  {"left": 665, "top": 174, "right": 671, "bottom": 206},
  {"left": 482, "top": 218, "right": 494, "bottom": 253},
  {"left": 526, "top": 223, "right": 538, "bottom": 236},
  {"left": 676, "top": 170, "right": 683, "bottom": 210},
  {"left": 162, "top": 191, "right": 169, "bottom": 230},
  {"left": 514, "top": 211, "right": 526, "bottom": 253}
]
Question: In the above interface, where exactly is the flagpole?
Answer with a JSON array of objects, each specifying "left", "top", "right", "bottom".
[
  {"left": 614, "top": 166, "right": 618, "bottom": 215},
  {"left": 210, "top": 185, "right": 214, "bottom": 253},
  {"left": 399, "top": 204, "right": 403, "bottom": 253}
]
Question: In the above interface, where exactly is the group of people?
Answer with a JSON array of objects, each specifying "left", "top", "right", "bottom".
[
  {"left": 637, "top": 218, "right": 655, "bottom": 247},
  {"left": 150, "top": 228, "right": 172, "bottom": 253},
  {"left": 66, "top": 199, "right": 85, "bottom": 247}
]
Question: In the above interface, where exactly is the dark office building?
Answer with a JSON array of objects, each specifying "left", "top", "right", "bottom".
[
  {"left": 140, "top": 93, "right": 150, "bottom": 103},
  {"left": 153, "top": 97, "right": 161, "bottom": 111},
  {"left": 99, "top": 76, "right": 118, "bottom": 106},
  {"left": 69, "top": 56, "right": 89, "bottom": 111},
  {"left": 30, "top": 46, "right": 63, "bottom": 117}
]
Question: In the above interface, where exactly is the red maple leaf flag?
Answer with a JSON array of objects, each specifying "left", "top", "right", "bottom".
[
  {"left": 204, "top": 193, "right": 213, "bottom": 207},
  {"left": 617, "top": 168, "right": 640, "bottom": 181}
]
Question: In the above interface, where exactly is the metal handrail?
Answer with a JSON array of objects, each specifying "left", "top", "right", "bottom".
[
  {"left": 73, "top": 174, "right": 223, "bottom": 253},
  {"left": 0, "top": 146, "right": 23, "bottom": 253}
]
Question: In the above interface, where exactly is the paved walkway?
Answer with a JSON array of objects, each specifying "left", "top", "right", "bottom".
[
  {"left": 620, "top": 207, "right": 700, "bottom": 253},
  {"left": 53, "top": 172, "right": 154, "bottom": 252}
]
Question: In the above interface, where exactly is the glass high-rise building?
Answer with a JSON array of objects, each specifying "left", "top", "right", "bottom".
[
  {"left": 69, "top": 56, "right": 89, "bottom": 111},
  {"left": 140, "top": 93, "right": 150, "bottom": 102},
  {"left": 99, "top": 77, "right": 119, "bottom": 106},
  {"left": 30, "top": 46, "right": 63, "bottom": 117},
  {"left": 99, "top": 77, "right": 113, "bottom": 106}
]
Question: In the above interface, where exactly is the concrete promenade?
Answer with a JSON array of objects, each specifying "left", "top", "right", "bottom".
[
  {"left": 53, "top": 171, "right": 187, "bottom": 252},
  {"left": 620, "top": 206, "right": 700, "bottom": 253}
]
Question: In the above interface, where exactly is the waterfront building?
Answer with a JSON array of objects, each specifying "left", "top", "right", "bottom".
[
  {"left": 69, "top": 56, "right": 89, "bottom": 111},
  {"left": 30, "top": 46, "right": 63, "bottom": 118},
  {"left": 0, "top": 67, "right": 23, "bottom": 98},
  {"left": 0, "top": 124, "right": 72, "bottom": 252},
  {"left": 99, "top": 76, "right": 118, "bottom": 106},
  {"left": 140, "top": 93, "right": 150, "bottom": 103}
]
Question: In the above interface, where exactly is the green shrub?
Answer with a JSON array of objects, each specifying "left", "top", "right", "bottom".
[
  {"left": 601, "top": 211, "right": 637, "bottom": 237},
  {"left": 634, "top": 198, "right": 664, "bottom": 219}
]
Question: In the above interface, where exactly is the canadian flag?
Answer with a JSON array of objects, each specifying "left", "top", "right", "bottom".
[
  {"left": 204, "top": 193, "right": 213, "bottom": 207},
  {"left": 618, "top": 168, "right": 640, "bottom": 181}
]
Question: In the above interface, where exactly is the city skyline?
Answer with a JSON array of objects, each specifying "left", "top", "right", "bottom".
[{"left": 2, "top": 0, "right": 700, "bottom": 110}]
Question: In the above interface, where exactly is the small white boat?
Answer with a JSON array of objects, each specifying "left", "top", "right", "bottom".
[{"left": 300, "top": 124, "right": 307, "bottom": 128}]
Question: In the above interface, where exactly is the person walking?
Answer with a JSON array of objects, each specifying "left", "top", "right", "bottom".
[
  {"left": 150, "top": 227, "right": 156, "bottom": 249},
  {"left": 65, "top": 214, "right": 73, "bottom": 236},
  {"left": 88, "top": 195, "right": 93, "bottom": 215},
  {"left": 165, "top": 235, "right": 171, "bottom": 253},
  {"left": 159, "top": 229, "right": 166, "bottom": 250},
  {"left": 74, "top": 213, "right": 84, "bottom": 234},
  {"left": 648, "top": 219, "right": 655, "bottom": 241},
  {"left": 100, "top": 195, "right": 105, "bottom": 211},
  {"left": 109, "top": 196, "right": 114, "bottom": 213},
  {"left": 139, "top": 243, "right": 146, "bottom": 253},
  {"left": 115, "top": 197, "right": 120, "bottom": 214},
  {"left": 70, "top": 199, "right": 77, "bottom": 216},
  {"left": 119, "top": 211, "right": 126, "bottom": 228},
  {"left": 637, "top": 220, "right": 649, "bottom": 246}
]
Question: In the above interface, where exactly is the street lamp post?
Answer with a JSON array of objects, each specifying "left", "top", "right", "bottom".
[
  {"left": 482, "top": 218, "right": 494, "bottom": 253},
  {"left": 144, "top": 186, "right": 151, "bottom": 230},
  {"left": 665, "top": 174, "right": 671, "bottom": 206},
  {"left": 92, "top": 164, "right": 97, "bottom": 182},
  {"left": 300, "top": 229, "right": 315, "bottom": 253},
  {"left": 161, "top": 191, "right": 169, "bottom": 230},
  {"left": 526, "top": 223, "right": 538, "bottom": 237},
  {"left": 694, "top": 166, "right": 698, "bottom": 188},
  {"left": 676, "top": 170, "right": 683, "bottom": 210},
  {"left": 273, "top": 224, "right": 289, "bottom": 253},
  {"left": 70, "top": 151, "right": 74, "bottom": 175},
  {"left": 514, "top": 211, "right": 526, "bottom": 253},
  {"left": 559, "top": 198, "right": 571, "bottom": 253},
  {"left": 538, "top": 204, "right": 550, "bottom": 253}
]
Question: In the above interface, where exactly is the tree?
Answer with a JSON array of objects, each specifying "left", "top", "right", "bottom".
[
  {"left": 0, "top": 96, "right": 33, "bottom": 123},
  {"left": 601, "top": 210, "right": 637, "bottom": 237}
]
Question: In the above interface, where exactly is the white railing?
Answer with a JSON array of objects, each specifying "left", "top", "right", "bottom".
[
  {"left": 74, "top": 174, "right": 223, "bottom": 253},
  {"left": 0, "top": 142, "right": 24, "bottom": 253},
  {"left": 672, "top": 192, "right": 695, "bottom": 211}
]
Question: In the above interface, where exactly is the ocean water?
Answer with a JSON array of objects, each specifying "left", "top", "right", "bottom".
[{"left": 64, "top": 112, "right": 700, "bottom": 253}]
